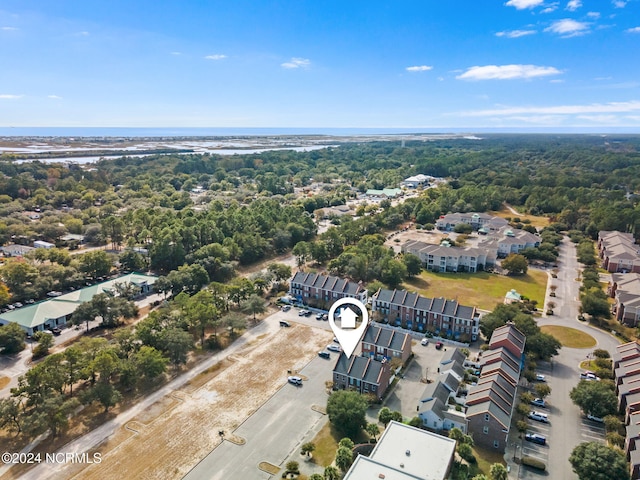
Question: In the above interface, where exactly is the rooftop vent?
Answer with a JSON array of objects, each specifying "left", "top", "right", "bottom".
[{"left": 406, "top": 450, "right": 411, "bottom": 456}]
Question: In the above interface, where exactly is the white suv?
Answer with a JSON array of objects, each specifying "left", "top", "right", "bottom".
[{"left": 528, "top": 411, "right": 549, "bottom": 423}]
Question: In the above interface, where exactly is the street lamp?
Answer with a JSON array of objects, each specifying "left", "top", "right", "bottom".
[{"left": 512, "top": 443, "right": 520, "bottom": 462}]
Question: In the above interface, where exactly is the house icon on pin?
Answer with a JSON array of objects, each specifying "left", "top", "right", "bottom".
[{"left": 338, "top": 307, "right": 358, "bottom": 329}]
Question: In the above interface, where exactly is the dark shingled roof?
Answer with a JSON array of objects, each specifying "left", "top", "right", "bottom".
[
  {"left": 333, "top": 353, "right": 386, "bottom": 386},
  {"left": 362, "top": 325, "right": 410, "bottom": 353},
  {"left": 374, "top": 288, "right": 478, "bottom": 320},
  {"left": 291, "top": 272, "right": 365, "bottom": 296}
]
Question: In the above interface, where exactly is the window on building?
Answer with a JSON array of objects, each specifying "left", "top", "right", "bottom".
[
  {"left": 483, "top": 426, "right": 489, "bottom": 434},
  {"left": 493, "top": 440, "right": 499, "bottom": 448},
  {"left": 484, "top": 414, "right": 490, "bottom": 422}
]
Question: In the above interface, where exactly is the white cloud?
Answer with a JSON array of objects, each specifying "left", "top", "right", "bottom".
[
  {"left": 77, "top": 31, "right": 89, "bottom": 36},
  {"left": 0, "top": 94, "right": 22, "bottom": 99},
  {"left": 496, "top": 29, "right": 537, "bottom": 38},
  {"left": 461, "top": 100, "right": 640, "bottom": 116},
  {"left": 48, "top": 95, "right": 62, "bottom": 99},
  {"left": 550, "top": 79, "right": 565, "bottom": 83},
  {"left": 544, "top": 18, "right": 590, "bottom": 36},
  {"left": 613, "top": 1, "right": 627, "bottom": 8},
  {"left": 170, "top": 51, "right": 182, "bottom": 56},
  {"left": 204, "top": 54, "right": 226, "bottom": 60},
  {"left": 576, "top": 115, "right": 619, "bottom": 123},
  {"left": 505, "top": 0, "right": 544, "bottom": 9},
  {"left": 1, "top": 26, "right": 18, "bottom": 31},
  {"left": 281, "top": 57, "right": 311, "bottom": 69},
  {"left": 626, "top": 26, "right": 640, "bottom": 33},
  {"left": 566, "top": 0, "right": 582, "bottom": 11},
  {"left": 456, "top": 64, "right": 561, "bottom": 80},
  {"left": 406, "top": 65, "right": 433, "bottom": 72},
  {"left": 541, "top": 4, "right": 560, "bottom": 13},
  {"left": 587, "top": 11, "right": 600, "bottom": 18}
]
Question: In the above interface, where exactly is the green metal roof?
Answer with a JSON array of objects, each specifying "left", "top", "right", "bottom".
[{"left": 0, "top": 273, "right": 157, "bottom": 330}]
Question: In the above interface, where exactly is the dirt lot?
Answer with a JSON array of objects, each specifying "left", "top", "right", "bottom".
[
  {"left": 51, "top": 324, "right": 331, "bottom": 480},
  {"left": 385, "top": 229, "right": 451, "bottom": 252}
]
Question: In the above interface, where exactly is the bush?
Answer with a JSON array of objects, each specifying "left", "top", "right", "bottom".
[
  {"left": 593, "top": 349, "right": 610, "bottom": 359},
  {"left": 522, "top": 456, "right": 546, "bottom": 471}
]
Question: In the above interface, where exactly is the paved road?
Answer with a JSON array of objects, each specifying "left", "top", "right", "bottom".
[
  {"left": 11, "top": 315, "right": 284, "bottom": 480},
  {"left": 510, "top": 237, "right": 619, "bottom": 480},
  {"left": 184, "top": 349, "right": 335, "bottom": 480}
]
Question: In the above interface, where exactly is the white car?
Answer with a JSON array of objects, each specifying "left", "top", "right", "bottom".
[
  {"left": 421, "top": 338, "right": 429, "bottom": 346},
  {"left": 327, "top": 344, "right": 341, "bottom": 353},
  {"left": 586, "top": 413, "right": 604, "bottom": 423},
  {"left": 580, "top": 372, "right": 601, "bottom": 381},
  {"left": 530, "top": 398, "right": 546, "bottom": 408},
  {"left": 528, "top": 411, "right": 549, "bottom": 423},
  {"left": 287, "top": 376, "right": 302, "bottom": 386},
  {"left": 535, "top": 374, "right": 546, "bottom": 382}
]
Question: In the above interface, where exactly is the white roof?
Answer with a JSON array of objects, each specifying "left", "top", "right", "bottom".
[{"left": 345, "top": 421, "right": 456, "bottom": 480}]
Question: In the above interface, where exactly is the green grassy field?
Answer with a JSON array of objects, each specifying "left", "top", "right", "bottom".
[
  {"left": 404, "top": 269, "right": 548, "bottom": 311},
  {"left": 540, "top": 325, "right": 596, "bottom": 348}
]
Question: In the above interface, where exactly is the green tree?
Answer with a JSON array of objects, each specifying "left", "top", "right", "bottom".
[
  {"left": 569, "top": 381, "right": 618, "bottom": 418},
  {"left": 457, "top": 442, "right": 475, "bottom": 462},
  {"left": 569, "top": 442, "right": 629, "bottom": 480},
  {"left": 32, "top": 331, "right": 54, "bottom": 358},
  {"left": 0, "top": 397, "right": 23, "bottom": 434},
  {"left": 309, "top": 474, "right": 323, "bottom": 480},
  {"left": 402, "top": 253, "right": 423, "bottom": 277},
  {"left": 326, "top": 390, "right": 368, "bottom": 438},
  {"left": 378, "top": 406, "right": 393, "bottom": 427},
  {"left": 301, "top": 441, "right": 315, "bottom": 457},
  {"left": 534, "top": 383, "right": 552, "bottom": 399},
  {"left": 323, "top": 465, "right": 340, "bottom": 480},
  {"left": 489, "top": 463, "right": 508, "bottom": 480},
  {"left": 242, "top": 294, "right": 266, "bottom": 321},
  {"left": 501, "top": 254, "right": 528, "bottom": 275},
  {"left": 268, "top": 263, "right": 292, "bottom": 282},
  {"left": 159, "top": 328, "right": 193, "bottom": 368},
  {"left": 366, "top": 422, "right": 380, "bottom": 440},
  {"left": 0, "top": 322, "right": 26, "bottom": 354},
  {"left": 285, "top": 460, "right": 300, "bottom": 473},
  {"left": 79, "top": 250, "right": 113, "bottom": 279},
  {"left": 222, "top": 311, "right": 247, "bottom": 337},
  {"left": 134, "top": 346, "right": 169, "bottom": 380},
  {"left": 335, "top": 445, "right": 353, "bottom": 472}
]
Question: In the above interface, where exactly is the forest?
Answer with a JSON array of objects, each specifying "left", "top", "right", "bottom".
[{"left": 1, "top": 133, "right": 640, "bottom": 444}]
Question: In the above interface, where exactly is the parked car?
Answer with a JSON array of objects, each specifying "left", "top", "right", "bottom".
[
  {"left": 318, "top": 351, "right": 331, "bottom": 359},
  {"left": 281, "top": 305, "right": 291, "bottom": 312},
  {"left": 303, "top": 310, "right": 313, "bottom": 317},
  {"left": 322, "top": 314, "right": 328, "bottom": 321},
  {"left": 327, "top": 344, "right": 341, "bottom": 353},
  {"left": 421, "top": 338, "right": 429, "bottom": 346},
  {"left": 525, "top": 433, "right": 547, "bottom": 445},
  {"left": 435, "top": 341, "right": 443, "bottom": 350},
  {"left": 287, "top": 376, "right": 302, "bottom": 386},
  {"left": 580, "top": 372, "right": 600, "bottom": 381},
  {"left": 528, "top": 411, "right": 549, "bottom": 423},
  {"left": 316, "top": 313, "right": 324, "bottom": 320},
  {"left": 279, "top": 320, "right": 291, "bottom": 328},
  {"left": 298, "top": 309, "right": 308, "bottom": 316},
  {"left": 586, "top": 413, "right": 604, "bottom": 423},
  {"left": 51, "top": 328, "right": 62, "bottom": 336},
  {"left": 530, "top": 398, "right": 546, "bottom": 408},
  {"left": 535, "top": 374, "right": 546, "bottom": 382}
]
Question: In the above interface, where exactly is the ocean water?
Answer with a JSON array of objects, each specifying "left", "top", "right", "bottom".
[
  {"left": 0, "top": 126, "right": 638, "bottom": 137},
  {"left": 0, "top": 127, "right": 446, "bottom": 137}
]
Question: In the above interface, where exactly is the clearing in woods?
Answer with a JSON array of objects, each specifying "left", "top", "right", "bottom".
[{"left": 51, "top": 323, "right": 331, "bottom": 480}]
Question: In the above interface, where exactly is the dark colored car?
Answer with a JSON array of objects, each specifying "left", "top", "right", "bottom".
[
  {"left": 318, "top": 351, "right": 330, "bottom": 359},
  {"left": 279, "top": 320, "right": 291, "bottom": 327},
  {"left": 435, "top": 342, "right": 444, "bottom": 350},
  {"left": 51, "top": 328, "right": 62, "bottom": 336},
  {"left": 525, "top": 433, "right": 546, "bottom": 445}
]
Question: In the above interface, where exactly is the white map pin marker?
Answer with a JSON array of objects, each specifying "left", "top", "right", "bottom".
[{"left": 328, "top": 297, "right": 369, "bottom": 359}]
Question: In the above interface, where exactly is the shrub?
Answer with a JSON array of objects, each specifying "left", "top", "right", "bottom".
[
  {"left": 593, "top": 349, "right": 610, "bottom": 359},
  {"left": 521, "top": 456, "right": 546, "bottom": 471}
]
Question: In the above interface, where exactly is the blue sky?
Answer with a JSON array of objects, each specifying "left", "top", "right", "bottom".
[{"left": 1, "top": 0, "right": 639, "bottom": 129}]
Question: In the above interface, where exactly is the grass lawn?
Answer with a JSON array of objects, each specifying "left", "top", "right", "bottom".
[
  {"left": 404, "top": 269, "right": 548, "bottom": 311},
  {"left": 540, "top": 326, "right": 597, "bottom": 348},
  {"left": 310, "top": 421, "right": 372, "bottom": 468},
  {"left": 470, "top": 445, "right": 507, "bottom": 477},
  {"left": 489, "top": 206, "right": 550, "bottom": 228}
]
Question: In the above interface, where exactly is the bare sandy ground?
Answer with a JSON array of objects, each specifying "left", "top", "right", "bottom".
[{"left": 50, "top": 324, "right": 332, "bottom": 480}]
